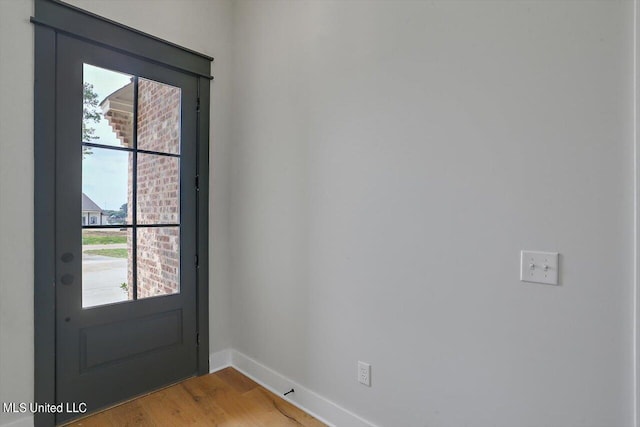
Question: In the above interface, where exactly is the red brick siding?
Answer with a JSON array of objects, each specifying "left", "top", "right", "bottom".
[
  {"left": 104, "top": 110, "right": 133, "bottom": 147},
  {"left": 121, "top": 78, "right": 181, "bottom": 299}
]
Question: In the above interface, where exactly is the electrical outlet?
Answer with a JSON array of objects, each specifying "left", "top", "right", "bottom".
[{"left": 358, "top": 361, "right": 371, "bottom": 387}]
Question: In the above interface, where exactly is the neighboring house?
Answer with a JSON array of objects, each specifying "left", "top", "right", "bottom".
[{"left": 82, "top": 192, "right": 107, "bottom": 225}]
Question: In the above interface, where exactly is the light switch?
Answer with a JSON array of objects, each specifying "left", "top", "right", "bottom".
[{"left": 520, "top": 251, "right": 559, "bottom": 285}]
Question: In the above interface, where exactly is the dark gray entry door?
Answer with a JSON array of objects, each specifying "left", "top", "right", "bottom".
[{"left": 54, "top": 34, "right": 198, "bottom": 424}]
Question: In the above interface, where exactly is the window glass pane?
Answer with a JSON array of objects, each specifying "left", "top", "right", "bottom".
[
  {"left": 137, "top": 227, "right": 180, "bottom": 299},
  {"left": 137, "top": 154, "right": 180, "bottom": 225},
  {"left": 82, "top": 228, "right": 133, "bottom": 308},
  {"left": 83, "top": 64, "right": 134, "bottom": 148},
  {"left": 137, "top": 78, "right": 181, "bottom": 154},
  {"left": 82, "top": 147, "right": 132, "bottom": 225}
]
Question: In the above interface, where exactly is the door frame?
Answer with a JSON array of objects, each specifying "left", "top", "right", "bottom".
[{"left": 33, "top": 1, "right": 211, "bottom": 425}]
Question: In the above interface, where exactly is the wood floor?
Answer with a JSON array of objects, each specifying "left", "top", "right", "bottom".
[{"left": 65, "top": 368, "right": 326, "bottom": 427}]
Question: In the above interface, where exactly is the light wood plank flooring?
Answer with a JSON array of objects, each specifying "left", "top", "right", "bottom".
[{"left": 65, "top": 367, "right": 326, "bottom": 426}]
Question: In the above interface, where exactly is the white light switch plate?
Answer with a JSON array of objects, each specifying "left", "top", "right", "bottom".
[{"left": 520, "top": 251, "right": 559, "bottom": 285}]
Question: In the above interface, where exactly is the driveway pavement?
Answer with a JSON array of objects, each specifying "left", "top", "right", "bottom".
[{"left": 82, "top": 250, "right": 129, "bottom": 308}]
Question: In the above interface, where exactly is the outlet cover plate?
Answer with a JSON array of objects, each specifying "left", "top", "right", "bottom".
[
  {"left": 358, "top": 361, "right": 371, "bottom": 387},
  {"left": 520, "top": 250, "right": 559, "bottom": 285}
]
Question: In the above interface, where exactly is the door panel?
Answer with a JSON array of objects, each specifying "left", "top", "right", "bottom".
[
  {"left": 55, "top": 34, "right": 198, "bottom": 423},
  {"left": 80, "top": 309, "right": 183, "bottom": 371}
]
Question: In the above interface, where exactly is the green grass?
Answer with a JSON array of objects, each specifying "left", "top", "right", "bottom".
[
  {"left": 82, "top": 235, "right": 127, "bottom": 245},
  {"left": 84, "top": 248, "right": 128, "bottom": 258}
]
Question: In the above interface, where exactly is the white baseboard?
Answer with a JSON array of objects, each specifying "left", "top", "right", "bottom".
[
  {"left": 210, "top": 348, "right": 377, "bottom": 427},
  {"left": 0, "top": 415, "right": 33, "bottom": 427},
  {"left": 209, "top": 348, "right": 232, "bottom": 373}
]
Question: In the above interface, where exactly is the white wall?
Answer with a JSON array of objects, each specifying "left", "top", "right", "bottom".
[
  {"left": 0, "top": 1, "right": 35, "bottom": 426},
  {"left": 229, "top": 1, "right": 635, "bottom": 426},
  {"left": 0, "top": 1, "right": 233, "bottom": 425},
  {"left": 1, "top": 1, "right": 636, "bottom": 426}
]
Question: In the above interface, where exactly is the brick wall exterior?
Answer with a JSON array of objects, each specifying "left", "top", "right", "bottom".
[
  {"left": 104, "top": 110, "right": 133, "bottom": 148},
  {"left": 108, "top": 78, "right": 181, "bottom": 300}
]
